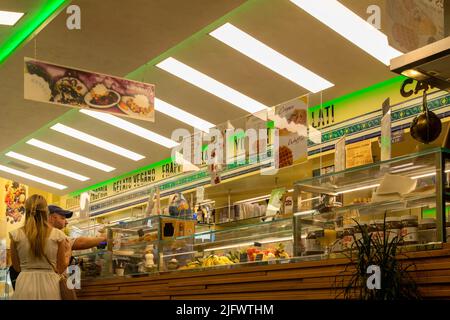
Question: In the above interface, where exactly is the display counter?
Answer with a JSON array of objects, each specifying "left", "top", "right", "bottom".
[
  {"left": 77, "top": 243, "right": 450, "bottom": 300},
  {"left": 73, "top": 148, "right": 450, "bottom": 299}
]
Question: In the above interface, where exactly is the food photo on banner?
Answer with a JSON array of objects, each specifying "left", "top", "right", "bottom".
[
  {"left": 24, "top": 58, "right": 155, "bottom": 121},
  {"left": 4, "top": 181, "right": 27, "bottom": 228},
  {"left": 270, "top": 95, "right": 308, "bottom": 168}
]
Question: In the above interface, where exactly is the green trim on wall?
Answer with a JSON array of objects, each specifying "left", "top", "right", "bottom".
[
  {"left": 309, "top": 75, "right": 407, "bottom": 112},
  {"left": 69, "top": 156, "right": 174, "bottom": 197},
  {"left": 0, "top": 0, "right": 70, "bottom": 66}
]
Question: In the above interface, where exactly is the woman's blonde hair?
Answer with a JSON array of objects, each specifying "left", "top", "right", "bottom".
[{"left": 23, "top": 194, "right": 50, "bottom": 258}]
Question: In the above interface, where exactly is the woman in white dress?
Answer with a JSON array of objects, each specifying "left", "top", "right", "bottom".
[{"left": 9, "top": 194, "right": 70, "bottom": 300}]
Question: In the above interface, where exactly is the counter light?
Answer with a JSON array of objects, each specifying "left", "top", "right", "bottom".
[
  {"left": 5, "top": 151, "right": 89, "bottom": 181},
  {"left": 79, "top": 109, "right": 178, "bottom": 149},
  {"left": 210, "top": 23, "right": 334, "bottom": 93},
  {"left": 203, "top": 236, "right": 293, "bottom": 252},
  {"left": 336, "top": 184, "right": 380, "bottom": 194},
  {"left": 0, "top": 164, "right": 67, "bottom": 190},
  {"left": 0, "top": 11, "right": 24, "bottom": 26},
  {"left": 26, "top": 139, "right": 115, "bottom": 172},
  {"left": 155, "top": 98, "right": 215, "bottom": 133},
  {"left": 51, "top": 123, "right": 145, "bottom": 161},
  {"left": 156, "top": 57, "right": 269, "bottom": 114},
  {"left": 289, "top": 0, "right": 402, "bottom": 65}
]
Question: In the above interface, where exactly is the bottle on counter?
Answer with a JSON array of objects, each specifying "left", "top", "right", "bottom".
[
  {"left": 374, "top": 219, "right": 385, "bottom": 244},
  {"left": 332, "top": 227, "right": 344, "bottom": 253},
  {"left": 305, "top": 228, "right": 324, "bottom": 255},
  {"left": 144, "top": 244, "right": 155, "bottom": 270},
  {"left": 352, "top": 223, "right": 365, "bottom": 245},
  {"left": 342, "top": 224, "right": 355, "bottom": 251},
  {"left": 446, "top": 221, "right": 450, "bottom": 243},
  {"left": 418, "top": 218, "right": 437, "bottom": 244},
  {"left": 401, "top": 215, "right": 419, "bottom": 245},
  {"left": 386, "top": 217, "right": 402, "bottom": 243}
]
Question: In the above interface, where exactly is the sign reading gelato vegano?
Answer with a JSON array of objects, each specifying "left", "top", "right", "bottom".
[{"left": 24, "top": 58, "right": 155, "bottom": 122}]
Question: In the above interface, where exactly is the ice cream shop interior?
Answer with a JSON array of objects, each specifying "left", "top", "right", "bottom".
[{"left": 0, "top": 0, "right": 450, "bottom": 300}]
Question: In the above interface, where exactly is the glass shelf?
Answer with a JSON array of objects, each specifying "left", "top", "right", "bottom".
[{"left": 295, "top": 147, "right": 450, "bottom": 193}]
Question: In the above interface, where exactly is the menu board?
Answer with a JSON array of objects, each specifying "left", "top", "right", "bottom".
[
  {"left": 345, "top": 140, "right": 373, "bottom": 168},
  {"left": 24, "top": 58, "right": 155, "bottom": 121}
]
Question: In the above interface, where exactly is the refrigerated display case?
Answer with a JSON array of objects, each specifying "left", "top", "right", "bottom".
[
  {"left": 293, "top": 147, "right": 450, "bottom": 257},
  {"left": 159, "top": 217, "right": 293, "bottom": 272}
]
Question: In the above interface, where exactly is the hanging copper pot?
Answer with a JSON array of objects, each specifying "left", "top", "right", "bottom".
[{"left": 410, "top": 90, "right": 442, "bottom": 144}]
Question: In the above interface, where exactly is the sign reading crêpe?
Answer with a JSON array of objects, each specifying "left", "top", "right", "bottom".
[{"left": 24, "top": 58, "right": 155, "bottom": 121}]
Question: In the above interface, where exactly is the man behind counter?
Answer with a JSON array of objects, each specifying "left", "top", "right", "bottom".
[
  {"left": 47, "top": 205, "right": 107, "bottom": 250},
  {"left": 9, "top": 205, "right": 107, "bottom": 289}
]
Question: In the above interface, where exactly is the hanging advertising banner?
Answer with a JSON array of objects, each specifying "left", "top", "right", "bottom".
[
  {"left": 24, "top": 58, "right": 155, "bottom": 121},
  {"left": 271, "top": 95, "right": 308, "bottom": 168}
]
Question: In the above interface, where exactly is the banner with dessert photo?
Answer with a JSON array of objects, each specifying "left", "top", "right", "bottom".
[
  {"left": 270, "top": 95, "right": 308, "bottom": 169},
  {"left": 24, "top": 58, "right": 155, "bottom": 122}
]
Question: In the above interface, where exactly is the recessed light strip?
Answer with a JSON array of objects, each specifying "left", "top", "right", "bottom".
[
  {"left": 26, "top": 139, "right": 115, "bottom": 172},
  {"left": 156, "top": 57, "right": 268, "bottom": 114},
  {"left": 79, "top": 110, "right": 179, "bottom": 148},
  {"left": 51, "top": 123, "right": 145, "bottom": 161},
  {"left": 0, "top": 164, "right": 67, "bottom": 190},
  {"left": 5, "top": 151, "right": 89, "bottom": 181},
  {"left": 289, "top": 0, "right": 402, "bottom": 65},
  {"left": 154, "top": 98, "right": 214, "bottom": 132},
  {"left": 210, "top": 23, "right": 334, "bottom": 93},
  {"left": 0, "top": 10, "right": 24, "bottom": 26}
]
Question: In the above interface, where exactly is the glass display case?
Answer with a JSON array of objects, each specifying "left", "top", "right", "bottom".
[
  {"left": 107, "top": 215, "right": 195, "bottom": 277},
  {"left": 159, "top": 217, "right": 293, "bottom": 272},
  {"left": 72, "top": 148, "right": 450, "bottom": 280},
  {"left": 293, "top": 147, "right": 450, "bottom": 257},
  {"left": 0, "top": 268, "right": 12, "bottom": 300}
]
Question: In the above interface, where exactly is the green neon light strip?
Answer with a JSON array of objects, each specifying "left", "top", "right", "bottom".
[
  {"left": 0, "top": 0, "right": 70, "bottom": 66},
  {"left": 69, "top": 156, "right": 174, "bottom": 197},
  {"left": 309, "top": 75, "right": 407, "bottom": 112}
]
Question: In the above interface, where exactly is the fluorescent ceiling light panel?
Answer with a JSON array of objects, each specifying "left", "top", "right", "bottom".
[
  {"left": 6, "top": 151, "right": 90, "bottom": 181},
  {"left": 79, "top": 109, "right": 179, "bottom": 148},
  {"left": 156, "top": 57, "right": 268, "bottom": 114},
  {"left": 155, "top": 98, "right": 214, "bottom": 132},
  {"left": 0, "top": 11, "right": 24, "bottom": 26},
  {"left": 26, "top": 139, "right": 115, "bottom": 172},
  {"left": 50, "top": 123, "right": 145, "bottom": 161},
  {"left": 290, "top": 0, "right": 402, "bottom": 65},
  {"left": 0, "top": 164, "right": 67, "bottom": 190},
  {"left": 210, "top": 23, "right": 334, "bottom": 93}
]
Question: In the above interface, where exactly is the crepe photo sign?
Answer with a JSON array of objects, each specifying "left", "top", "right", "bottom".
[
  {"left": 24, "top": 58, "right": 155, "bottom": 121},
  {"left": 269, "top": 96, "right": 308, "bottom": 169}
]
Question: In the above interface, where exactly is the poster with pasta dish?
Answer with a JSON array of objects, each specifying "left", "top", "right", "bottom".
[{"left": 24, "top": 58, "right": 155, "bottom": 122}]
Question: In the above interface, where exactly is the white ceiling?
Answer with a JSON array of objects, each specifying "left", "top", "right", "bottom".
[{"left": 0, "top": 0, "right": 419, "bottom": 194}]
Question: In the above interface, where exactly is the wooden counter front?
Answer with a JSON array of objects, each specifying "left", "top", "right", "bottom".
[{"left": 77, "top": 245, "right": 450, "bottom": 300}]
